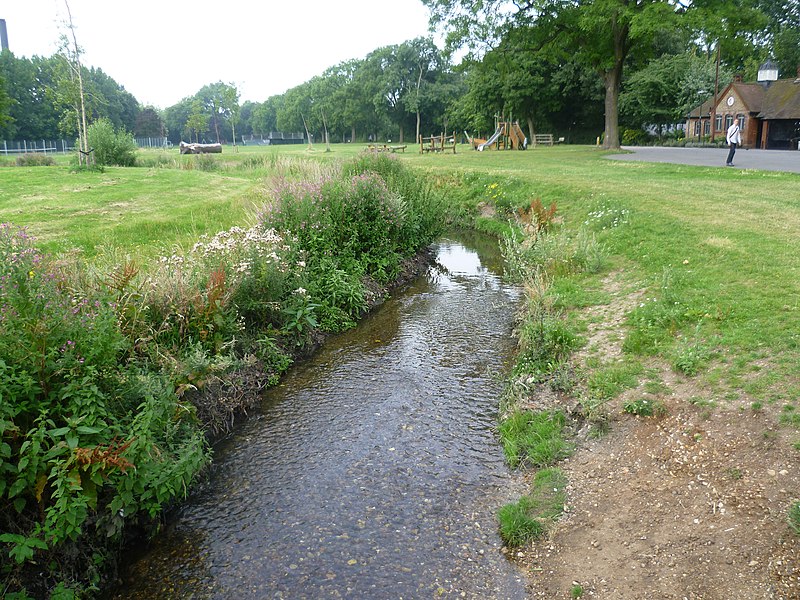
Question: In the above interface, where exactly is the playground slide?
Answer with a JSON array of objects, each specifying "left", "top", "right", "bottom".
[
  {"left": 510, "top": 122, "right": 528, "bottom": 149},
  {"left": 478, "top": 125, "right": 504, "bottom": 151}
]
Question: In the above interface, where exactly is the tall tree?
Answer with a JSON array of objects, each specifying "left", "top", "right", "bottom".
[
  {"left": 55, "top": 0, "right": 90, "bottom": 163},
  {"left": 424, "top": 0, "right": 680, "bottom": 148},
  {"left": 620, "top": 51, "right": 726, "bottom": 134},
  {"left": 185, "top": 99, "right": 209, "bottom": 143},
  {"left": 219, "top": 82, "right": 240, "bottom": 149},
  {"left": 134, "top": 106, "right": 165, "bottom": 138}
]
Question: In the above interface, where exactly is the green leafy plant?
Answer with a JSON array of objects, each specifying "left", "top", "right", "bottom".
[
  {"left": 86, "top": 118, "right": 137, "bottom": 167},
  {"left": 623, "top": 398, "right": 667, "bottom": 417}
]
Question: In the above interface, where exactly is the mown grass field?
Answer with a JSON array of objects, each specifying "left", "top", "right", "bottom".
[{"left": 2, "top": 142, "right": 798, "bottom": 411}]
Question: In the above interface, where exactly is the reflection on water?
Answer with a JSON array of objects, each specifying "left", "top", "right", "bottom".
[{"left": 116, "top": 234, "right": 528, "bottom": 599}]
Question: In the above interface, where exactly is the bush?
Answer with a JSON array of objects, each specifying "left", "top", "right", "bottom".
[
  {"left": 85, "top": 118, "right": 137, "bottom": 167},
  {"left": 15, "top": 153, "right": 56, "bottom": 167},
  {"left": 0, "top": 223, "right": 209, "bottom": 595},
  {"left": 621, "top": 128, "right": 653, "bottom": 146}
]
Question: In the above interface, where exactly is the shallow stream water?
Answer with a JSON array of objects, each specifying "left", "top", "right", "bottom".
[{"left": 115, "top": 233, "right": 529, "bottom": 599}]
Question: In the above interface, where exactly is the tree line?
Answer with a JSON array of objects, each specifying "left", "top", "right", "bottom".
[{"left": 1, "top": 0, "right": 797, "bottom": 149}]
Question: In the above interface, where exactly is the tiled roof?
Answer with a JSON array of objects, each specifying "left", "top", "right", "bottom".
[
  {"left": 757, "top": 80, "right": 800, "bottom": 119},
  {"left": 732, "top": 83, "right": 765, "bottom": 112}
]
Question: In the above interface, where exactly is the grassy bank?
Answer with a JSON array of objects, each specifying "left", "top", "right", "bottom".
[
  {"left": 2, "top": 143, "right": 798, "bottom": 594},
  {"left": 0, "top": 149, "right": 446, "bottom": 598}
]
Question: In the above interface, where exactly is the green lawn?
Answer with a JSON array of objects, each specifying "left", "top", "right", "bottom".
[{"left": 2, "top": 142, "right": 798, "bottom": 405}]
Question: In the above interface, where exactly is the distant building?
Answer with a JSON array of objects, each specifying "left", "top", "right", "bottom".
[
  {"left": 686, "top": 62, "right": 800, "bottom": 150},
  {"left": 0, "top": 19, "right": 8, "bottom": 52}
]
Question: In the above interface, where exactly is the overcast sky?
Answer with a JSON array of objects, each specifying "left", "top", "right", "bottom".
[{"left": 1, "top": 0, "right": 435, "bottom": 109}]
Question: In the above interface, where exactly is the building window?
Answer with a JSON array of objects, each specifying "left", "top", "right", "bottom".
[
  {"left": 725, "top": 114, "right": 734, "bottom": 129},
  {"left": 694, "top": 121, "right": 701, "bottom": 136},
  {"left": 703, "top": 120, "right": 710, "bottom": 135},
  {"left": 738, "top": 114, "right": 746, "bottom": 130},
  {"left": 715, "top": 114, "right": 723, "bottom": 131}
]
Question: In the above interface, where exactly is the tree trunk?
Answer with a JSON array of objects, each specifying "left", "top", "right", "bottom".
[
  {"left": 527, "top": 116, "right": 535, "bottom": 147},
  {"left": 180, "top": 142, "right": 222, "bottom": 154},
  {"left": 351, "top": 125, "right": 356, "bottom": 143},
  {"left": 399, "top": 125, "right": 404, "bottom": 144},
  {"left": 602, "top": 19, "right": 628, "bottom": 150}
]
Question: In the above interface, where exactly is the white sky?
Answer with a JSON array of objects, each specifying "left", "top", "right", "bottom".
[{"left": 1, "top": 0, "right": 435, "bottom": 109}]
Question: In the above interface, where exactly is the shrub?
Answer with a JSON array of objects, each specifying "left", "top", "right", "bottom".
[
  {"left": 621, "top": 128, "right": 653, "bottom": 146},
  {"left": 346, "top": 153, "right": 446, "bottom": 254},
  {"left": 15, "top": 153, "right": 55, "bottom": 167},
  {"left": 0, "top": 223, "right": 209, "bottom": 594},
  {"left": 86, "top": 118, "right": 137, "bottom": 167}
]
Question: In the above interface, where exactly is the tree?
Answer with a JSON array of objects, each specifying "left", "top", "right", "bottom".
[
  {"left": 220, "top": 82, "right": 240, "bottom": 149},
  {"left": 424, "top": 0, "right": 680, "bottom": 148},
  {"left": 0, "top": 67, "right": 15, "bottom": 137},
  {"left": 366, "top": 39, "right": 447, "bottom": 143},
  {"left": 134, "top": 106, "right": 165, "bottom": 138},
  {"left": 196, "top": 82, "right": 230, "bottom": 143},
  {"left": 249, "top": 96, "right": 282, "bottom": 135},
  {"left": 54, "top": 0, "right": 90, "bottom": 164},
  {"left": 185, "top": 99, "right": 209, "bottom": 143},
  {"left": 163, "top": 97, "right": 192, "bottom": 144},
  {"left": 86, "top": 67, "right": 138, "bottom": 132},
  {"left": 620, "top": 51, "right": 726, "bottom": 134}
]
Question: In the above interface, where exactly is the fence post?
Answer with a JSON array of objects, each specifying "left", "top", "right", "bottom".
[{"left": 3, "top": 140, "right": 6, "bottom": 155}]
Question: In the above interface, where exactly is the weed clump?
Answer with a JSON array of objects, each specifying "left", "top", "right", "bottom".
[
  {"left": 15, "top": 153, "right": 55, "bottom": 167},
  {"left": 498, "top": 467, "right": 567, "bottom": 547},
  {"left": 789, "top": 502, "right": 800, "bottom": 536},
  {"left": 499, "top": 410, "right": 572, "bottom": 469},
  {"left": 623, "top": 398, "right": 667, "bottom": 417}
]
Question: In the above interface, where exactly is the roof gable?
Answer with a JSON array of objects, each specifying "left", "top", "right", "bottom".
[{"left": 731, "top": 83, "right": 765, "bottom": 112}]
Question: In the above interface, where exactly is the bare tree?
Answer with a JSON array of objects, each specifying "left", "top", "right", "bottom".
[{"left": 58, "top": 0, "right": 90, "bottom": 165}]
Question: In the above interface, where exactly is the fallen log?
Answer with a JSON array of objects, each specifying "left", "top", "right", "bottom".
[{"left": 179, "top": 142, "right": 223, "bottom": 154}]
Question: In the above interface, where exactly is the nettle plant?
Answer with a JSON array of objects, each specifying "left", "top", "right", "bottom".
[{"left": 0, "top": 223, "right": 208, "bottom": 583}]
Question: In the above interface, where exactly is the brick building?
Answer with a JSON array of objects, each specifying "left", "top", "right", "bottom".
[{"left": 686, "top": 62, "right": 800, "bottom": 150}]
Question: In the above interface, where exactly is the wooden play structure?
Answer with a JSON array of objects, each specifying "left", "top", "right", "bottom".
[
  {"left": 419, "top": 132, "right": 456, "bottom": 154},
  {"left": 467, "top": 120, "right": 528, "bottom": 151}
]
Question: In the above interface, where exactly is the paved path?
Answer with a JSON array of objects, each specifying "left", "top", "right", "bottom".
[{"left": 605, "top": 146, "right": 800, "bottom": 174}]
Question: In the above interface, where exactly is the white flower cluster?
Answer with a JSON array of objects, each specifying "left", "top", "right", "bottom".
[
  {"left": 190, "top": 226, "right": 284, "bottom": 259},
  {"left": 584, "top": 204, "right": 630, "bottom": 229}
]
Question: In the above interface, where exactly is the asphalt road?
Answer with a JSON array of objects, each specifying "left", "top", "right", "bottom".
[{"left": 606, "top": 145, "right": 800, "bottom": 174}]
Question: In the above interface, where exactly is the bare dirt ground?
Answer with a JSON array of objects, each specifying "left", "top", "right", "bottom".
[{"left": 514, "top": 271, "right": 799, "bottom": 599}]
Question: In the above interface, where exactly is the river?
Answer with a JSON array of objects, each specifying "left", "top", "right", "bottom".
[{"left": 115, "top": 232, "right": 529, "bottom": 599}]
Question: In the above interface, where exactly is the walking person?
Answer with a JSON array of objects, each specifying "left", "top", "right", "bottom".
[{"left": 726, "top": 120, "right": 741, "bottom": 166}]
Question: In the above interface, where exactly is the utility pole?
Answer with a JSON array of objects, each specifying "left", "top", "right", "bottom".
[{"left": 711, "top": 43, "right": 721, "bottom": 142}]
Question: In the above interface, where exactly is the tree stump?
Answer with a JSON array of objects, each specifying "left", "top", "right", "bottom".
[{"left": 179, "top": 142, "right": 223, "bottom": 154}]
